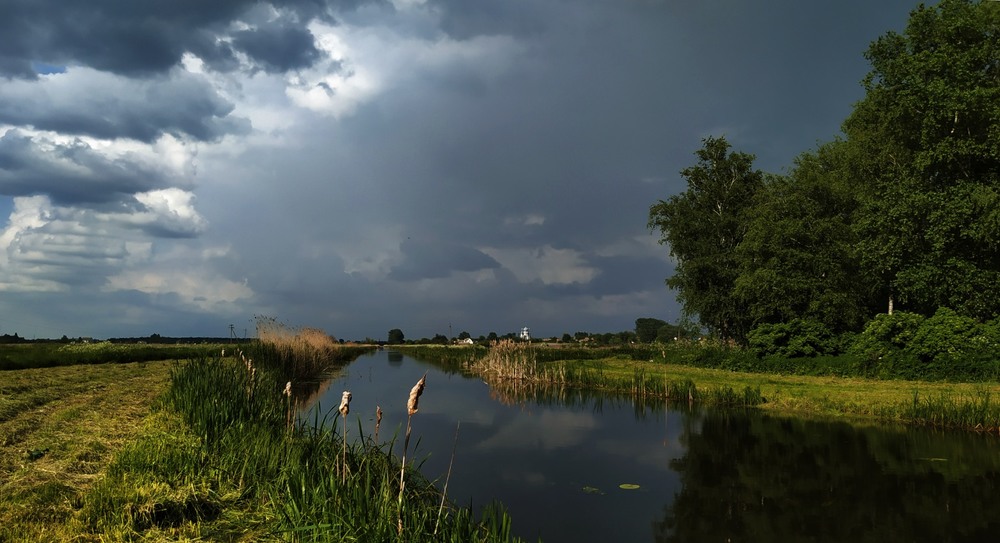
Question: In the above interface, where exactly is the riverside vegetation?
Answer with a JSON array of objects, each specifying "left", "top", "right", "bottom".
[
  {"left": 399, "top": 336, "right": 1000, "bottom": 433},
  {"left": 3, "top": 334, "right": 997, "bottom": 541},
  {"left": 1, "top": 324, "right": 525, "bottom": 542}
]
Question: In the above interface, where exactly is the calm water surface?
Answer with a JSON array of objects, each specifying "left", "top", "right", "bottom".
[{"left": 305, "top": 350, "right": 1000, "bottom": 542}]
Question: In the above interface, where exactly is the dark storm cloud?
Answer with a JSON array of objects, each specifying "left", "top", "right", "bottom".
[
  {"left": 0, "top": 0, "right": 357, "bottom": 79},
  {"left": 388, "top": 238, "right": 500, "bottom": 281},
  {"left": 0, "top": 0, "right": 920, "bottom": 342},
  {"left": 530, "top": 253, "right": 672, "bottom": 300},
  {"left": 0, "top": 130, "right": 174, "bottom": 205},
  {"left": 0, "top": 70, "right": 250, "bottom": 143},
  {"left": 233, "top": 20, "right": 323, "bottom": 72},
  {"left": 424, "top": 0, "right": 550, "bottom": 39}
]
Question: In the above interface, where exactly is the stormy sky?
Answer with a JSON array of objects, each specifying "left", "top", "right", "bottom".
[{"left": 0, "top": 0, "right": 915, "bottom": 340}]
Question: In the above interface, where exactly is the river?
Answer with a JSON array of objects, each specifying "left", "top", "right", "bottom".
[{"left": 304, "top": 349, "right": 1000, "bottom": 542}]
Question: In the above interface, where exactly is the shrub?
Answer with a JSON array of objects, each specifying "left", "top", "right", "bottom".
[
  {"left": 849, "top": 312, "right": 925, "bottom": 361},
  {"left": 906, "top": 307, "right": 982, "bottom": 364},
  {"left": 747, "top": 319, "right": 837, "bottom": 358}
]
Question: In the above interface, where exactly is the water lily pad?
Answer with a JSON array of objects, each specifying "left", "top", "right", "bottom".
[
  {"left": 619, "top": 483, "right": 640, "bottom": 490},
  {"left": 582, "top": 486, "right": 604, "bottom": 495}
]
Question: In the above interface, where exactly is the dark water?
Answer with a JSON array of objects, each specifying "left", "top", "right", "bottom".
[{"left": 305, "top": 350, "right": 1000, "bottom": 543}]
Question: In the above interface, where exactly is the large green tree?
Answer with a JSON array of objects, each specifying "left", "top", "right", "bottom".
[
  {"left": 844, "top": 0, "right": 1000, "bottom": 319},
  {"left": 648, "top": 136, "right": 764, "bottom": 341},
  {"left": 734, "top": 141, "right": 878, "bottom": 333},
  {"left": 635, "top": 317, "right": 668, "bottom": 343}
]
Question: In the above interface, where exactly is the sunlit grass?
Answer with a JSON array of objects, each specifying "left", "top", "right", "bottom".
[
  {"left": 411, "top": 343, "right": 1000, "bottom": 431},
  {"left": 0, "top": 361, "right": 171, "bottom": 541},
  {"left": 0, "top": 341, "right": 233, "bottom": 370},
  {"left": 564, "top": 356, "right": 1000, "bottom": 430},
  {"left": 71, "top": 328, "right": 525, "bottom": 541}
]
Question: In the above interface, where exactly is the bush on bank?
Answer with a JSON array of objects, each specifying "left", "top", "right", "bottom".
[{"left": 729, "top": 309, "right": 1000, "bottom": 382}]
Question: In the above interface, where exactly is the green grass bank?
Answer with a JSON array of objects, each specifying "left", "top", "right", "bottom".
[
  {"left": 2, "top": 336, "right": 528, "bottom": 541},
  {"left": 398, "top": 343, "right": 1000, "bottom": 432}
]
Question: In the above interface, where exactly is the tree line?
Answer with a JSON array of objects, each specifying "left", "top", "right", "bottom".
[
  {"left": 648, "top": 0, "right": 1000, "bottom": 357},
  {"left": 385, "top": 328, "right": 659, "bottom": 346}
]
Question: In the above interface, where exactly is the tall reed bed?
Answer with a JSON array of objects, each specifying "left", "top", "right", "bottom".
[
  {"left": 472, "top": 340, "right": 539, "bottom": 380},
  {"left": 469, "top": 340, "right": 762, "bottom": 408},
  {"left": 901, "top": 389, "right": 1000, "bottom": 432},
  {"left": 81, "top": 332, "right": 524, "bottom": 541},
  {"left": 254, "top": 316, "right": 350, "bottom": 381}
]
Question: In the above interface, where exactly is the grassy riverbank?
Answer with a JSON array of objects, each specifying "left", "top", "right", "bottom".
[
  {"left": 399, "top": 343, "right": 1000, "bottom": 432},
  {"left": 5, "top": 340, "right": 996, "bottom": 540},
  {"left": 2, "top": 334, "right": 526, "bottom": 541},
  {"left": 567, "top": 356, "right": 1000, "bottom": 429}
]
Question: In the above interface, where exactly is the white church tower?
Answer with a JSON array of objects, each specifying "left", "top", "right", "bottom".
[{"left": 519, "top": 326, "right": 531, "bottom": 341}]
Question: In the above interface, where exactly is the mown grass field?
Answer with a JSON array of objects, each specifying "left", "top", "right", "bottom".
[{"left": 0, "top": 360, "right": 173, "bottom": 541}]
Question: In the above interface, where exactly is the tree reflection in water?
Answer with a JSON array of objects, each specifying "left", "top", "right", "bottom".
[{"left": 655, "top": 411, "right": 1000, "bottom": 542}]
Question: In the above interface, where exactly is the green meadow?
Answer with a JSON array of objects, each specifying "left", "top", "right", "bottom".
[{"left": 3, "top": 336, "right": 999, "bottom": 541}]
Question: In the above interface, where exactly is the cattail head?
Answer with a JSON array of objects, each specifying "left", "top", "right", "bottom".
[
  {"left": 284, "top": 381, "right": 292, "bottom": 398},
  {"left": 407, "top": 374, "right": 427, "bottom": 416},
  {"left": 339, "top": 391, "right": 352, "bottom": 417}
]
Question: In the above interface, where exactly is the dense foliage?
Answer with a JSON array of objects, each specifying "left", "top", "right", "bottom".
[
  {"left": 650, "top": 0, "right": 1000, "bottom": 356},
  {"left": 845, "top": 0, "right": 1000, "bottom": 319},
  {"left": 388, "top": 328, "right": 405, "bottom": 345},
  {"left": 648, "top": 136, "right": 764, "bottom": 341}
]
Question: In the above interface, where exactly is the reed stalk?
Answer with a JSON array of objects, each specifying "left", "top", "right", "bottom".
[
  {"left": 434, "top": 421, "right": 461, "bottom": 536},
  {"left": 283, "top": 381, "right": 293, "bottom": 433},
  {"left": 339, "top": 390, "right": 352, "bottom": 481},
  {"left": 398, "top": 373, "right": 426, "bottom": 535}
]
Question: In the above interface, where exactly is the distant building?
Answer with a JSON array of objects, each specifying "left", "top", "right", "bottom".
[
  {"left": 519, "top": 327, "right": 531, "bottom": 341},
  {"left": 457, "top": 337, "right": 474, "bottom": 345}
]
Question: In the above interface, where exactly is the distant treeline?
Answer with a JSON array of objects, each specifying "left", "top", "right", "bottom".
[
  {"left": 0, "top": 333, "right": 254, "bottom": 345},
  {"left": 106, "top": 335, "right": 255, "bottom": 345}
]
